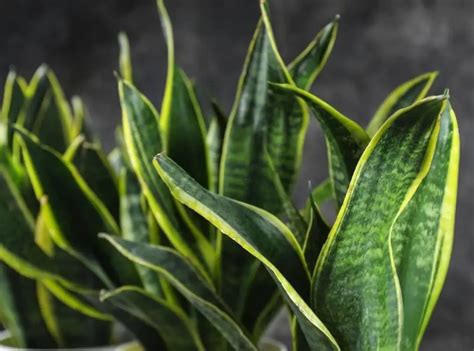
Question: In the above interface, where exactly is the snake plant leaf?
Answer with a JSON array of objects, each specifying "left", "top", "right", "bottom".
[
  {"left": 1, "top": 70, "right": 27, "bottom": 149},
  {"left": 312, "top": 95, "right": 446, "bottom": 349},
  {"left": 0, "top": 264, "right": 56, "bottom": 348},
  {"left": 15, "top": 127, "right": 139, "bottom": 288},
  {"left": 71, "top": 96, "right": 94, "bottom": 142},
  {"left": 119, "top": 79, "right": 210, "bottom": 277},
  {"left": 153, "top": 154, "right": 339, "bottom": 351},
  {"left": 288, "top": 16, "right": 339, "bottom": 90},
  {"left": 391, "top": 102, "right": 459, "bottom": 350},
  {"left": 101, "top": 300, "right": 169, "bottom": 350},
  {"left": 0, "top": 168, "right": 99, "bottom": 289},
  {"left": 302, "top": 192, "right": 331, "bottom": 271},
  {"left": 118, "top": 32, "right": 134, "bottom": 83},
  {"left": 120, "top": 169, "right": 162, "bottom": 295},
  {"left": 101, "top": 235, "right": 257, "bottom": 351},
  {"left": 102, "top": 286, "right": 205, "bottom": 351},
  {"left": 273, "top": 84, "right": 370, "bottom": 207},
  {"left": 366, "top": 71, "right": 438, "bottom": 137},
  {"left": 65, "top": 136, "right": 120, "bottom": 222},
  {"left": 207, "top": 101, "right": 227, "bottom": 192},
  {"left": 16, "top": 66, "right": 73, "bottom": 152},
  {"left": 160, "top": 67, "right": 211, "bottom": 190},
  {"left": 37, "top": 282, "right": 112, "bottom": 347}
]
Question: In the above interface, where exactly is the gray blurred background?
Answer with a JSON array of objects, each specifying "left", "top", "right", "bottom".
[{"left": 0, "top": 0, "right": 472, "bottom": 349}]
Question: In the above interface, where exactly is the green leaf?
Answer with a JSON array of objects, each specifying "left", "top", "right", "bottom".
[
  {"left": 101, "top": 286, "right": 205, "bottom": 351},
  {"left": 37, "top": 281, "right": 112, "bottom": 347},
  {"left": 272, "top": 84, "right": 370, "bottom": 208},
  {"left": 65, "top": 136, "right": 120, "bottom": 222},
  {"left": 15, "top": 127, "right": 139, "bottom": 288},
  {"left": 0, "top": 263, "right": 56, "bottom": 348},
  {"left": 367, "top": 72, "right": 438, "bottom": 137},
  {"left": 153, "top": 154, "right": 339, "bottom": 351},
  {"left": 119, "top": 79, "right": 210, "bottom": 277},
  {"left": 102, "top": 235, "right": 257, "bottom": 351},
  {"left": 391, "top": 102, "right": 459, "bottom": 350},
  {"left": 118, "top": 32, "right": 134, "bottom": 83},
  {"left": 312, "top": 96, "right": 446, "bottom": 349},
  {"left": 289, "top": 16, "right": 339, "bottom": 90},
  {"left": 0, "top": 168, "right": 98, "bottom": 289},
  {"left": 1, "top": 70, "right": 27, "bottom": 149},
  {"left": 119, "top": 169, "right": 162, "bottom": 295},
  {"left": 160, "top": 67, "right": 211, "bottom": 189},
  {"left": 207, "top": 101, "right": 227, "bottom": 192}
]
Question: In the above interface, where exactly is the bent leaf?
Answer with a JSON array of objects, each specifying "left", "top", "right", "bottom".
[
  {"left": 367, "top": 72, "right": 438, "bottom": 136},
  {"left": 102, "top": 235, "right": 257, "bottom": 351},
  {"left": 312, "top": 96, "right": 446, "bottom": 349},
  {"left": 391, "top": 102, "right": 459, "bottom": 350},
  {"left": 154, "top": 154, "right": 339, "bottom": 351},
  {"left": 102, "top": 286, "right": 205, "bottom": 351},
  {"left": 273, "top": 84, "right": 370, "bottom": 207}
]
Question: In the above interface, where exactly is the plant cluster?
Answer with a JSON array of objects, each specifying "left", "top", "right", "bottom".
[{"left": 0, "top": 0, "right": 459, "bottom": 350}]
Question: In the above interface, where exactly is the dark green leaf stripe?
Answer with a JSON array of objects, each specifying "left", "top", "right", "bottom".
[
  {"left": 289, "top": 16, "right": 339, "bottom": 90},
  {"left": 15, "top": 128, "right": 139, "bottom": 288},
  {"left": 153, "top": 154, "right": 339, "bottom": 351},
  {"left": 391, "top": 102, "right": 459, "bottom": 350},
  {"left": 120, "top": 169, "right": 162, "bottom": 295},
  {"left": 367, "top": 72, "right": 438, "bottom": 137},
  {"left": 119, "top": 79, "right": 210, "bottom": 277},
  {"left": 101, "top": 235, "right": 257, "bottom": 351},
  {"left": 312, "top": 96, "right": 446, "bottom": 349},
  {"left": 273, "top": 84, "right": 370, "bottom": 207},
  {"left": 102, "top": 286, "right": 205, "bottom": 351}
]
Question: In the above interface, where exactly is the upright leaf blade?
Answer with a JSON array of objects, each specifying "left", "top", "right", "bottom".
[
  {"left": 367, "top": 72, "right": 438, "bottom": 136},
  {"left": 118, "top": 32, "right": 134, "bottom": 83},
  {"left": 391, "top": 102, "right": 459, "bottom": 350},
  {"left": 289, "top": 16, "right": 339, "bottom": 90},
  {"left": 312, "top": 96, "right": 446, "bottom": 349}
]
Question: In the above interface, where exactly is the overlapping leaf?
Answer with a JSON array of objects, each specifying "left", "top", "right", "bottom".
[
  {"left": 312, "top": 96, "right": 446, "bottom": 349},
  {"left": 153, "top": 154, "right": 339, "bottom": 350},
  {"left": 102, "top": 235, "right": 257, "bottom": 351},
  {"left": 391, "top": 102, "right": 459, "bottom": 350}
]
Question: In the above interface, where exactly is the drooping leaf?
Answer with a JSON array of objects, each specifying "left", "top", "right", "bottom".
[
  {"left": 102, "top": 286, "right": 205, "bottom": 351},
  {"left": 366, "top": 71, "right": 438, "bottom": 136},
  {"left": 312, "top": 96, "right": 446, "bottom": 349},
  {"left": 0, "top": 264, "right": 56, "bottom": 348},
  {"left": 289, "top": 16, "right": 339, "bottom": 90},
  {"left": 65, "top": 136, "right": 120, "bottom": 222},
  {"left": 102, "top": 235, "right": 258, "bottom": 351},
  {"left": 272, "top": 84, "right": 370, "bottom": 207},
  {"left": 15, "top": 127, "right": 139, "bottom": 288},
  {"left": 119, "top": 79, "right": 210, "bottom": 276},
  {"left": 120, "top": 169, "right": 162, "bottom": 295},
  {"left": 391, "top": 102, "right": 459, "bottom": 350},
  {"left": 153, "top": 154, "right": 339, "bottom": 351}
]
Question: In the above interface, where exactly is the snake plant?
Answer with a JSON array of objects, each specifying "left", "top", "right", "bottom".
[{"left": 0, "top": 0, "right": 459, "bottom": 350}]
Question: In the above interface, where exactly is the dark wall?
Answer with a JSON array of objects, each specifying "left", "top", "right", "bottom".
[{"left": 1, "top": 0, "right": 472, "bottom": 349}]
